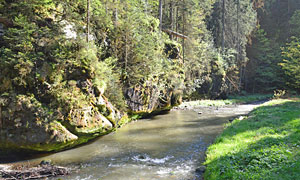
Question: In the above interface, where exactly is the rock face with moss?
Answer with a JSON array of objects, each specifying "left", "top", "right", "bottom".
[
  {"left": 0, "top": 91, "right": 128, "bottom": 152},
  {"left": 125, "top": 79, "right": 183, "bottom": 115}
]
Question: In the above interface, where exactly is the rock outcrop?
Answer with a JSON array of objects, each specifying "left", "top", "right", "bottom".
[
  {"left": 0, "top": 84, "right": 129, "bottom": 152},
  {"left": 125, "top": 80, "right": 182, "bottom": 116}
]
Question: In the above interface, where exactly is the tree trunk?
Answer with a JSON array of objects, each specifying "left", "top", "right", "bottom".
[
  {"left": 176, "top": 6, "right": 179, "bottom": 41},
  {"left": 288, "top": 0, "right": 290, "bottom": 15},
  {"left": 182, "top": 2, "right": 185, "bottom": 63},
  {"left": 159, "top": 0, "right": 163, "bottom": 30},
  {"left": 113, "top": 0, "right": 118, "bottom": 22},
  {"left": 222, "top": 0, "right": 225, "bottom": 52},
  {"left": 237, "top": 0, "right": 241, "bottom": 88},
  {"left": 105, "top": 0, "right": 108, "bottom": 15},
  {"left": 236, "top": 0, "right": 240, "bottom": 60},
  {"left": 86, "top": 0, "right": 90, "bottom": 43},
  {"left": 144, "top": 0, "right": 148, "bottom": 14},
  {"left": 0, "top": 106, "right": 2, "bottom": 129},
  {"left": 288, "top": 0, "right": 291, "bottom": 35},
  {"left": 170, "top": 1, "right": 174, "bottom": 31}
]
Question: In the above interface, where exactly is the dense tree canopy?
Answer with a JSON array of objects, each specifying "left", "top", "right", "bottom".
[
  {"left": 245, "top": 0, "right": 300, "bottom": 93},
  {"left": 1, "top": 0, "right": 300, "bottom": 105}
]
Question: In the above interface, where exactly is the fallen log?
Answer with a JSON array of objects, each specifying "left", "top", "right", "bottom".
[
  {"left": 162, "top": 29, "right": 188, "bottom": 39},
  {"left": 0, "top": 164, "right": 71, "bottom": 180}
]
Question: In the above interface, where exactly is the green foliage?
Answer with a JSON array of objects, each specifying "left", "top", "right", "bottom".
[
  {"left": 245, "top": 27, "right": 285, "bottom": 92},
  {"left": 289, "top": 10, "right": 300, "bottom": 38},
  {"left": 0, "top": 15, "right": 37, "bottom": 90},
  {"left": 111, "top": 3, "right": 169, "bottom": 86},
  {"left": 204, "top": 99, "right": 300, "bottom": 180},
  {"left": 0, "top": 0, "right": 185, "bottom": 113},
  {"left": 245, "top": 0, "right": 300, "bottom": 93},
  {"left": 209, "top": 0, "right": 257, "bottom": 65},
  {"left": 280, "top": 37, "right": 300, "bottom": 90},
  {"left": 0, "top": 0, "right": 125, "bottom": 113},
  {"left": 273, "top": 90, "right": 286, "bottom": 99}
]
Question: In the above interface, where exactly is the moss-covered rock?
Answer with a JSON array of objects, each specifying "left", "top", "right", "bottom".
[
  {"left": 0, "top": 90, "right": 126, "bottom": 152},
  {"left": 125, "top": 79, "right": 182, "bottom": 117}
]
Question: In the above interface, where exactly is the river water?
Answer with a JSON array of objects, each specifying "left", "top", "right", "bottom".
[{"left": 4, "top": 104, "right": 260, "bottom": 180}]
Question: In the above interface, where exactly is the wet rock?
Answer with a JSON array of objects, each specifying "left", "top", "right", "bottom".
[
  {"left": 138, "top": 155, "right": 146, "bottom": 160},
  {"left": 195, "top": 166, "right": 206, "bottom": 175},
  {"left": 40, "top": 160, "right": 52, "bottom": 166},
  {"left": 228, "top": 118, "right": 234, "bottom": 123},
  {"left": 238, "top": 116, "right": 245, "bottom": 120}
]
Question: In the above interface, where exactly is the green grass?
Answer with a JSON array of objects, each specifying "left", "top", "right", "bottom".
[
  {"left": 179, "top": 94, "right": 272, "bottom": 108},
  {"left": 204, "top": 99, "right": 300, "bottom": 180},
  {"left": 228, "top": 94, "right": 273, "bottom": 104}
]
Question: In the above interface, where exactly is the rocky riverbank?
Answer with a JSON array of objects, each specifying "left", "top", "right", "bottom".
[{"left": 0, "top": 79, "right": 180, "bottom": 153}]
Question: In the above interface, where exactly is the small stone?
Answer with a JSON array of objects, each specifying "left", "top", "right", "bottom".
[
  {"left": 15, "top": 118, "right": 21, "bottom": 122},
  {"left": 198, "top": 112, "right": 203, "bottom": 115},
  {"left": 195, "top": 166, "right": 206, "bottom": 174},
  {"left": 238, "top": 116, "right": 245, "bottom": 120},
  {"left": 138, "top": 155, "right": 146, "bottom": 159},
  {"left": 40, "top": 160, "right": 52, "bottom": 166}
]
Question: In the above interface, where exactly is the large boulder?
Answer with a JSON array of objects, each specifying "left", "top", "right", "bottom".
[{"left": 125, "top": 80, "right": 182, "bottom": 116}]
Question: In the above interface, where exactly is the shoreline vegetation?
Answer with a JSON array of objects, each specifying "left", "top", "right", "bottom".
[
  {"left": 203, "top": 98, "right": 300, "bottom": 180},
  {"left": 176, "top": 94, "right": 273, "bottom": 110}
]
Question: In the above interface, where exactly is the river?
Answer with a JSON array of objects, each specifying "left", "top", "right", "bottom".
[{"left": 2, "top": 103, "right": 260, "bottom": 180}]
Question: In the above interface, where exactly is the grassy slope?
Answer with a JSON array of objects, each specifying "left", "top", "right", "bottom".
[{"left": 204, "top": 99, "right": 300, "bottom": 180}]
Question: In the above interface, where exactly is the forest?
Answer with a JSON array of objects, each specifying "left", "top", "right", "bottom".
[
  {"left": 0, "top": 0, "right": 300, "bottom": 179},
  {"left": 1, "top": 0, "right": 299, "bottom": 106}
]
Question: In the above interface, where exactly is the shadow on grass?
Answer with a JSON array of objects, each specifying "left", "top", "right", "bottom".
[{"left": 204, "top": 100, "right": 300, "bottom": 180}]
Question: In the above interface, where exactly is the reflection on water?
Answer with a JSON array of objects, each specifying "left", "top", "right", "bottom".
[{"left": 4, "top": 104, "right": 259, "bottom": 180}]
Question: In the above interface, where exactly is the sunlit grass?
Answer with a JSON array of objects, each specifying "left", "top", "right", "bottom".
[
  {"left": 204, "top": 99, "right": 300, "bottom": 180},
  {"left": 179, "top": 99, "right": 233, "bottom": 108},
  {"left": 179, "top": 94, "right": 272, "bottom": 108}
]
